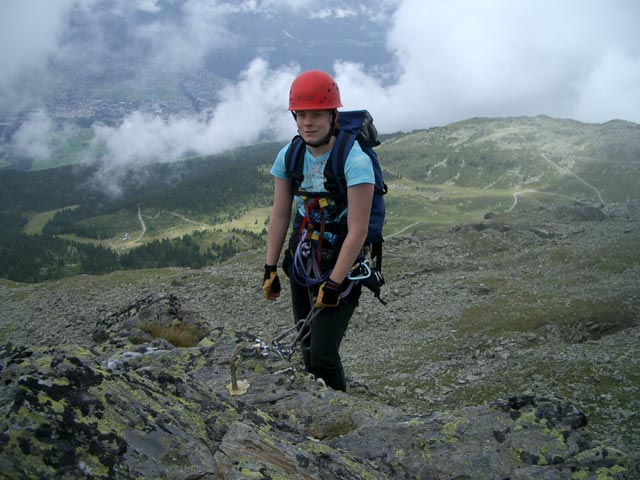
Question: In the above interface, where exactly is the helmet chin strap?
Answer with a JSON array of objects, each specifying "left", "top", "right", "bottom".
[{"left": 292, "top": 110, "right": 338, "bottom": 148}]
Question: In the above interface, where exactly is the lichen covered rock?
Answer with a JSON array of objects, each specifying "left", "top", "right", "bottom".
[{"left": 0, "top": 294, "right": 633, "bottom": 479}]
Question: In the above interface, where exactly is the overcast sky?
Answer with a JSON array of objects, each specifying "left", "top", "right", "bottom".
[{"left": 1, "top": 0, "right": 639, "bottom": 181}]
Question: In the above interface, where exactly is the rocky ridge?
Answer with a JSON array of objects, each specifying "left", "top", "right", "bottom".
[{"left": 1, "top": 200, "right": 639, "bottom": 478}]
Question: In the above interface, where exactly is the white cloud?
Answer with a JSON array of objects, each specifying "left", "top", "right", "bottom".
[
  {"left": 8, "top": 110, "right": 81, "bottom": 165},
  {"left": 134, "top": 0, "right": 239, "bottom": 72},
  {"left": 310, "top": 7, "right": 356, "bottom": 20},
  {"left": 574, "top": 51, "right": 640, "bottom": 123},
  {"left": 332, "top": 0, "right": 640, "bottom": 131},
  {"left": 0, "top": 0, "right": 80, "bottom": 107},
  {"left": 89, "top": 59, "right": 298, "bottom": 194},
  {"left": 135, "top": 0, "right": 162, "bottom": 13},
  {"left": 10, "top": 110, "right": 55, "bottom": 162},
  {"left": 3, "top": 0, "right": 640, "bottom": 183},
  {"left": 259, "top": 0, "right": 313, "bottom": 10},
  {"left": 258, "top": 0, "right": 398, "bottom": 20}
]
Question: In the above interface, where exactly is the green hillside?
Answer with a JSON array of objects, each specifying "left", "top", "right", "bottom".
[
  {"left": 380, "top": 115, "right": 640, "bottom": 201},
  {"left": 380, "top": 116, "right": 638, "bottom": 236},
  {"left": 1, "top": 116, "right": 638, "bottom": 282}
]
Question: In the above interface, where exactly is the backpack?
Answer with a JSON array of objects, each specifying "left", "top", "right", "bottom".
[{"left": 284, "top": 110, "right": 388, "bottom": 302}]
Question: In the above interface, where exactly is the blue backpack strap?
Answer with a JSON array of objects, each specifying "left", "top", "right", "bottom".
[
  {"left": 322, "top": 110, "right": 388, "bottom": 303},
  {"left": 284, "top": 135, "right": 306, "bottom": 194},
  {"left": 324, "top": 110, "right": 383, "bottom": 194},
  {"left": 323, "top": 129, "right": 355, "bottom": 199}
]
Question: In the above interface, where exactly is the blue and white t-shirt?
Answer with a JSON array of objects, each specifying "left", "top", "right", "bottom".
[{"left": 270, "top": 140, "right": 374, "bottom": 219}]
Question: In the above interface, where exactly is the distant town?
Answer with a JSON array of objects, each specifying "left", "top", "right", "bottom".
[{"left": 0, "top": 67, "right": 224, "bottom": 138}]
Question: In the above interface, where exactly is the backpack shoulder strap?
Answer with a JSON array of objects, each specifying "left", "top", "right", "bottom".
[
  {"left": 324, "top": 110, "right": 382, "bottom": 196},
  {"left": 284, "top": 135, "right": 306, "bottom": 194},
  {"left": 324, "top": 129, "right": 356, "bottom": 198}
]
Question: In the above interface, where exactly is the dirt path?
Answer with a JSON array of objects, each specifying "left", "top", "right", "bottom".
[
  {"left": 483, "top": 172, "right": 510, "bottom": 190},
  {"left": 134, "top": 204, "right": 146, "bottom": 242},
  {"left": 506, "top": 189, "right": 576, "bottom": 213},
  {"left": 540, "top": 153, "right": 605, "bottom": 205},
  {"left": 169, "top": 212, "right": 253, "bottom": 246},
  {"left": 385, "top": 222, "right": 425, "bottom": 238},
  {"left": 169, "top": 212, "right": 213, "bottom": 229}
]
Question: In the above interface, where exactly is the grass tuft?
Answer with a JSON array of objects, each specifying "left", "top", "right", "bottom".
[{"left": 139, "top": 321, "right": 209, "bottom": 348}]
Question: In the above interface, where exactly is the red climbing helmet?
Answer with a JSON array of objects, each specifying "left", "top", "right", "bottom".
[{"left": 288, "top": 70, "right": 342, "bottom": 111}]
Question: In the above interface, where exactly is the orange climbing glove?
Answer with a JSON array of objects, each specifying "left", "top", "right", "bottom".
[
  {"left": 314, "top": 279, "right": 341, "bottom": 308},
  {"left": 262, "top": 264, "right": 281, "bottom": 301}
]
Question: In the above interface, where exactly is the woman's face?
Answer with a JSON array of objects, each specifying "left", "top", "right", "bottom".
[{"left": 295, "top": 110, "right": 333, "bottom": 145}]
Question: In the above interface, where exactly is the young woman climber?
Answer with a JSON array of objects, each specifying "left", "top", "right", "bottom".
[{"left": 261, "top": 69, "right": 375, "bottom": 392}]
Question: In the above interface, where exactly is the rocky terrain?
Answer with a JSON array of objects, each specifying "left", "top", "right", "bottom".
[{"left": 1, "top": 199, "right": 639, "bottom": 478}]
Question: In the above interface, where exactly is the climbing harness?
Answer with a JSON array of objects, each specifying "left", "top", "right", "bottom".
[{"left": 289, "top": 194, "right": 345, "bottom": 286}]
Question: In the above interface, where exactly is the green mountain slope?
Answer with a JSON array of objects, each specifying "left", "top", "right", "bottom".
[
  {"left": 1, "top": 115, "right": 639, "bottom": 282},
  {"left": 380, "top": 115, "right": 640, "bottom": 203}
]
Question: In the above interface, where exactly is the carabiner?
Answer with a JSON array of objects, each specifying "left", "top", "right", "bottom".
[{"left": 347, "top": 260, "right": 372, "bottom": 281}]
